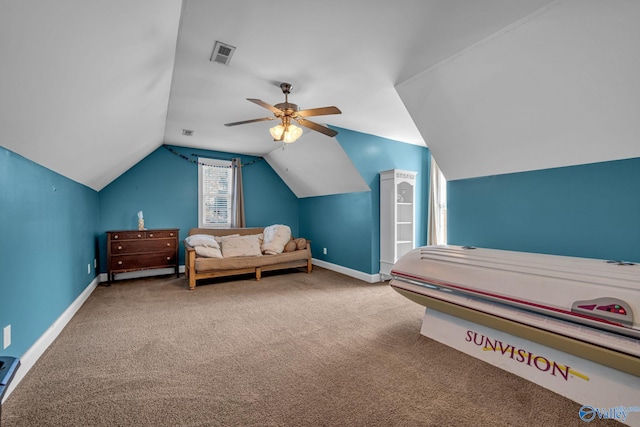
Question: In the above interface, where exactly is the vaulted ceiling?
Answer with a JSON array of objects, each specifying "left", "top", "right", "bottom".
[{"left": 2, "top": 1, "right": 639, "bottom": 193}]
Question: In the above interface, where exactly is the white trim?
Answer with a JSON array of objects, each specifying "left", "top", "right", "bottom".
[
  {"left": 198, "top": 157, "right": 233, "bottom": 228},
  {"left": 312, "top": 258, "right": 381, "bottom": 283},
  {"left": 2, "top": 276, "right": 99, "bottom": 403},
  {"left": 2, "top": 263, "right": 374, "bottom": 403},
  {"left": 102, "top": 262, "right": 380, "bottom": 284}
]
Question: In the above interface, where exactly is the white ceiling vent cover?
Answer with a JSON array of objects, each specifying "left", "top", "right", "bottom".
[{"left": 210, "top": 41, "right": 236, "bottom": 65}]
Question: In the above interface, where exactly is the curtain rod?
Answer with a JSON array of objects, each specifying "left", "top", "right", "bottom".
[{"left": 162, "top": 145, "right": 264, "bottom": 167}]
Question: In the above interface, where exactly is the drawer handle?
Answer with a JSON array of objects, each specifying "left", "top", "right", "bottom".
[
  {"left": 149, "top": 233, "right": 154, "bottom": 237},
  {"left": 118, "top": 261, "right": 123, "bottom": 265},
  {"left": 114, "top": 235, "right": 118, "bottom": 239},
  {"left": 137, "top": 234, "right": 142, "bottom": 238},
  {"left": 170, "top": 233, "right": 174, "bottom": 236},
  {"left": 166, "top": 257, "right": 171, "bottom": 260},
  {"left": 117, "top": 246, "right": 122, "bottom": 250},
  {"left": 167, "top": 243, "right": 171, "bottom": 247}
]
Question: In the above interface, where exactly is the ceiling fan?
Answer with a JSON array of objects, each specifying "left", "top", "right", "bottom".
[{"left": 224, "top": 82, "right": 341, "bottom": 143}]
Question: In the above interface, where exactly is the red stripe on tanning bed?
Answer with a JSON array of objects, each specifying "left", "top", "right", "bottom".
[{"left": 390, "top": 270, "right": 626, "bottom": 328}]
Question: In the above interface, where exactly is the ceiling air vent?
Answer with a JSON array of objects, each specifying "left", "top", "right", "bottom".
[
  {"left": 182, "top": 129, "right": 194, "bottom": 136},
  {"left": 210, "top": 41, "right": 236, "bottom": 66}
]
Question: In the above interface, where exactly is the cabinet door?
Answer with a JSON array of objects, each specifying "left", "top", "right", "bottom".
[{"left": 396, "top": 181, "right": 414, "bottom": 204}]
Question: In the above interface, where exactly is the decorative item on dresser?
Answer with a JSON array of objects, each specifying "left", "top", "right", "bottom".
[{"left": 106, "top": 229, "right": 179, "bottom": 284}]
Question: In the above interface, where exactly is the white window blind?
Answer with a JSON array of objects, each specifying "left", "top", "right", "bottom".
[{"left": 198, "top": 158, "right": 233, "bottom": 228}]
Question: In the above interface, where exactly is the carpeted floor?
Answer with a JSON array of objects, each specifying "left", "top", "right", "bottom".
[{"left": 2, "top": 268, "right": 619, "bottom": 426}]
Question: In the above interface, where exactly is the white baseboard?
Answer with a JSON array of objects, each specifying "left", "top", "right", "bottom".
[
  {"left": 1, "top": 276, "right": 99, "bottom": 403},
  {"left": 2, "top": 263, "right": 374, "bottom": 403},
  {"left": 312, "top": 258, "right": 382, "bottom": 283}
]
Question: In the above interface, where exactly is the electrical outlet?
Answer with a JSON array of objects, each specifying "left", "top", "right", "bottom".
[
  {"left": 323, "top": 247, "right": 327, "bottom": 255},
  {"left": 94, "top": 258, "right": 97, "bottom": 268},
  {"left": 3, "top": 325, "right": 11, "bottom": 349},
  {"left": 87, "top": 263, "right": 91, "bottom": 274}
]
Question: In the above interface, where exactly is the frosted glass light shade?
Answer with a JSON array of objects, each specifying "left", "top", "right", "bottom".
[
  {"left": 270, "top": 123, "right": 302, "bottom": 143},
  {"left": 269, "top": 124, "right": 285, "bottom": 140},
  {"left": 283, "top": 124, "right": 302, "bottom": 143}
]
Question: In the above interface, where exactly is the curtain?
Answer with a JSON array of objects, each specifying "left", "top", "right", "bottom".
[
  {"left": 231, "top": 158, "right": 246, "bottom": 228},
  {"left": 427, "top": 156, "right": 447, "bottom": 245}
]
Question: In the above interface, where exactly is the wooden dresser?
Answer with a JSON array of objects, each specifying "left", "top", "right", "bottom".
[{"left": 106, "top": 228, "right": 179, "bottom": 283}]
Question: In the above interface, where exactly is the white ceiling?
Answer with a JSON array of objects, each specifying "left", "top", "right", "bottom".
[
  {"left": 0, "top": 0, "right": 182, "bottom": 190},
  {"left": 2, "top": 1, "right": 638, "bottom": 192},
  {"left": 398, "top": 0, "right": 640, "bottom": 180},
  {"left": 264, "top": 132, "right": 370, "bottom": 198}
]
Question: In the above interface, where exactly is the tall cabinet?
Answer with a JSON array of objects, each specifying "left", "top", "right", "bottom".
[{"left": 380, "top": 169, "right": 417, "bottom": 279}]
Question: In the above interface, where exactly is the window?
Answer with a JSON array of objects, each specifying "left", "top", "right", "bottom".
[
  {"left": 198, "top": 158, "right": 233, "bottom": 228},
  {"left": 435, "top": 165, "right": 447, "bottom": 244},
  {"left": 428, "top": 156, "right": 447, "bottom": 245}
]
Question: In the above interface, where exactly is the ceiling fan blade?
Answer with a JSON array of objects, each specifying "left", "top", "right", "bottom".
[
  {"left": 224, "top": 117, "right": 274, "bottom": 127},
  {"left": 297, "top": 106, "right": 342, "bottom": 117},
  {"left": 296, "top": 118, "right": 338, "bottom": 137},
  {"left": 247, "top": 98, "right": 283, "bottom": 115}
]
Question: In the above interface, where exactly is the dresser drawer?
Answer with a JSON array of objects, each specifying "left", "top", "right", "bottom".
[
  {"left": 146, "top": 230, "right": 177, "bottom": 239},
  {"left": 109, "top": 253, "right": 177, "bottom": 272},
  {"left": 110, "top": 239, "right": 175, "bottom": 255},
  {"left": 110, "top": 231, "right": 146, "bottom": 240}
]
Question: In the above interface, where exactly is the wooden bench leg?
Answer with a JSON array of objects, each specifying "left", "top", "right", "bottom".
[
  {"left": 187, "top": 250, "right": 197, "bottom": 290},
  {"left": 256, "top": 267, "right": 262, "bottom": 281},
  {"left": 307, "top": 259, "right": 313, "bottom": 273}
]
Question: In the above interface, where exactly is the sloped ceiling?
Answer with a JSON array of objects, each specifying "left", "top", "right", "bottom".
[
  {"left": 264, "top": 131, "right": 370, "bottom": 198},
  {"left": 0, "top": 0, "right": 182, "bottom": 190},
  {"left": 163, "top": 0, "right": 555, "bottom": 194},
  {"left": 3, "top": 1, "right": 637, "bottom": 193},
  {"left": 397, "top": 0, "right": 640, "bottom": 181}
]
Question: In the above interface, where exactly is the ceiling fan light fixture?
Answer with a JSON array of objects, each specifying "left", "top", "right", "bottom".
[
  {"left": 283, "top": 124, "right": 302, "bottom": 143},
  {"left": 270, "top": 123, "right": 302, "bottom": 143},
  {"left": 269, "top": 123, "right": 285, "bottom": 140},
  {"left": 226, "top": 82, "right": 341, "bottom": 142}
]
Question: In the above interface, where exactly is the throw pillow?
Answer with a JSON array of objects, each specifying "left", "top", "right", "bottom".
[
  {"left": 221, "top": 235, "right": 263, "bottom": 258},
  {"left": 261, "top": 224, "right": 291, "bottom": 255},
  {"left": 214, "top": 234, "right": 240, "bottom": 244},
  {"left": 295, "top": 238, "right": 307, "bottom": 250},
  {"left": 283, "top": 240, "right": 297, "bottom": 253},
  {"left": 194, "top": 246, "right": 223, "bottom": 258},
  {"left": 185, "top": 234, "right": 219, "bottom": 248}
]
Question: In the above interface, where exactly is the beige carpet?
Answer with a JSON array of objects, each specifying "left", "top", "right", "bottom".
[{"left": 2, "top": 268, "right": 618, "bottom": 426}]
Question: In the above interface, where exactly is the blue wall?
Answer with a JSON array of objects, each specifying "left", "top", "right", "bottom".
[
  {"left": 0, "top": 132, "right": 427, "bottom": 358},
  {"left": 448, "top": 157, "right": 640, "bottom": 263},
  {"left": 0, "top": 147, "right": 99, "bottom": 358},
  {"left": 300, "top": 128, "right": 430, "bottom": 274},
  {"left": 99, "top": 136, "right": 430, "bottom": 277},
  {"left": 97, "top": 145, "right": 299, "bottom": 270}
]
